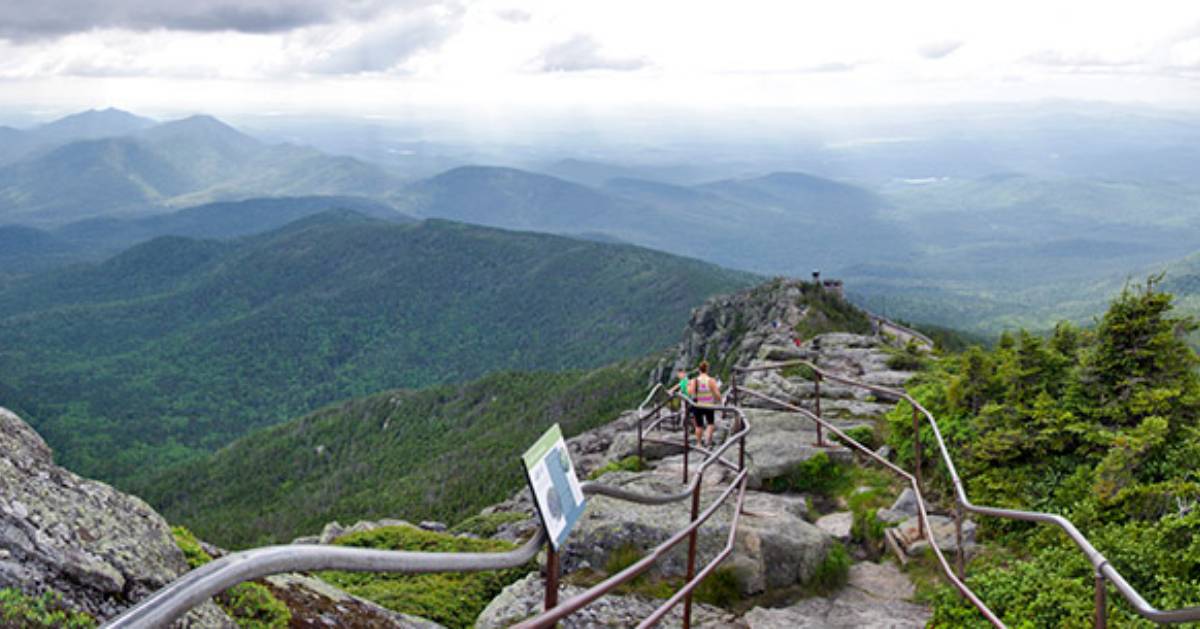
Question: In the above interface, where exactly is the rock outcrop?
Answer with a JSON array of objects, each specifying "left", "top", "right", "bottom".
[
  {"left": 476, "top": 572, "right": 737, "bottom": 628},
  {"left": 739, "top": 561, "right": 931, "bottom": 628},
  {"left": 560, "top": 467, "right": 832, "bottom": 596},
  {"left": 0, "top": 406, "right": 232, "bottom": 626},
  {"left": 263, "top": 573, "right": 445, "bottom": 628}
]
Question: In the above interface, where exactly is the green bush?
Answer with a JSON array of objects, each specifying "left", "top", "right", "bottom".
[
  {"left": 448, "top": 512, "right": 530, "bottom": 538},
  {"left": 886, "top": 340, "right": 929, "bottom": 371},
  {"left": 851, "top": 507, "right": 886, "bottom": 545},
  {"left": 762, "top": 452, "right": 848, "bottom": 495},
  {"left": 834, "top": 425, "right": 877, "bottom": 450},
  {"left": 0, "top": 588, "right": 95, "bottom": 629},
  {"left": 807, "top": 544, "right": 851, "bottom": 594},
  {"left": 321, "top": 524, "right": 532, "bottom": 629},
  {"left": 221, "top": 583, "right": 291, "bottom": 629},
  {"left": 694, "top": 567, "right": 743, "bottom": 608},
  {"left": 780, "top": 363, "right": 816, "bottom": 381},
  {"left": 588, "top": 455, "right": 648, "bottom": 480}
]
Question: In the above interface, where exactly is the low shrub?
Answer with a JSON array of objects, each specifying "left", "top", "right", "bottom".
[
  {"left": 0, "top": 588, "right": 95, "bottom": 629},
  {"left": 762, "top": 452, "right": 848, "bottom": 495},
  {"left": 694, "top": 567, "right": 743, "bottom": 608},
  {"left": 588, "top": 455, "right": 647, "bottom": 480},
  {"left": 807, "top": 544, "right": 851, "bottom": 593},
  {"left": 321, "top": 525, "right": 532, "bottom": 629},
  {"left": 448, "top": 512, "right": 529, "bottom": 538},
  {"left": 171, "top": 526, "right": 291, "bottom": 629}
]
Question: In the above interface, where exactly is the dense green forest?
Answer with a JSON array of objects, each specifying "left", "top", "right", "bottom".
[
  {"left": 886, "top": 278, "right": 1200, "bottom": 625},
  {"left": 140, "top": 358, "right": 654, "bottom": 548},
  {"left": 0, "top": 211, "right": 752, "bottom": 488}
]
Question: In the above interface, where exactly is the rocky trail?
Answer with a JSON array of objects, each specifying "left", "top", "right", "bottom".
[{"left": 0, "top": 279, "right": 971, "bottom": 627}]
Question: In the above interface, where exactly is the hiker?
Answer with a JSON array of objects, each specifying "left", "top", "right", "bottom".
[
  {"left": 688, "top": 360, "right": 722, "bottom": 448},
  {"left": 674, "top": 368, "right": 691, "bottom": 423}
]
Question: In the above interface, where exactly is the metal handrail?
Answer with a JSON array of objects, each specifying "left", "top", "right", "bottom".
[
  {"left": 516, "top": 403, "right": 751, "bottom": 628},
  {"left": 736, "top": 359, "right": 1200, "bottom": 626},
  {"left": 105, "top": 528, "right": 549, "bottom": 628},
  {"left": 869, "top": 313, "right": 935, "bottom": 349},
  {"left": 106, "top": 401, "right": 751, "bottom": 629}
]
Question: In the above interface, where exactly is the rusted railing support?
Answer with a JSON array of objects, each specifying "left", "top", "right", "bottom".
[
  {"left": 682, "top": 405, "right": 690, "bottom": 484},
  {"left": 911, "top": 405, "right": 925, "bottom": 538},
  {"left": 813, "top": 372, "right": 825, "bottom": 446},
  {"left": 1095, "top": 567, "right": 1108, "bottom": 628},
  {"left": 683, "top": 471, "right": 703, "bottom": 629},
  {"left": 955, "top": 503, "right": 965, "bottom": 579},
  {"left": 637, "top": 414, "right": 644, "bottom": 468},
  {"left": 545, "top": 544, "right": 559, "bottom": 616}
]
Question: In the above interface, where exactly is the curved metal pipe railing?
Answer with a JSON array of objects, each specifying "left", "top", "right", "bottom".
[
  {"left": 869, "top": 313, "right": 935, "bottom": 349},
  {"left": 105, "top": 528, "right": 548, "bottom": 628},
  {"left": 736, "top": 359, "right": 1200, "bottom": 626},
  {"left": 106, "top": 400, "right": 751, "bottom": 629},
  {"left": 516, "top": 402, "right": 751, "bottom": 628}
]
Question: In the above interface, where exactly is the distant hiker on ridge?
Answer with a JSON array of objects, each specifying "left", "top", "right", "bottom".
[{"left": 688, "top": 360, "right": 721, "bottom": 448}]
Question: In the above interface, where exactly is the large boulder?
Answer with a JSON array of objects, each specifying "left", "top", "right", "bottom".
[
  {"left": 894, "top": 514, "right": 978, "bottom": 557},
  {"left": 740, "top": 561, "right": 930, "bottom": 628},
  {"left": 560, "top": 467, "right": 831, "bottom": 595},
  {"left": 476, "top": 572, "right": 736, "bottom": 628},
  {"left": 739, "top": 408, "right": 865, "bottom": 489},
  {"left": 264, "top": 573, "right": 445, "bottom": 628},
  {"left": 0, "top": 407, "right": 231, "bottom": 626}
]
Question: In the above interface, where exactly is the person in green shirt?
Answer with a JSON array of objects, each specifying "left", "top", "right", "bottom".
[{"left": 676, "top": 368, "right": 691, "bottom": 426}]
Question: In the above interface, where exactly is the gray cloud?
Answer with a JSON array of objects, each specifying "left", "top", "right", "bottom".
[
  {"left": 307, "top": 8, "right": 461, "bottom": 74},
  {"left": 0, "top": 0, "right": 439, "bottom": 41},
  {"left": 1025, "top": 49, "right": 1141, "bottom": 68},
  {"left": 804, "top": 62, "right": 856, "bottom": 73},
  {"left": 495, "top": 8, "right": 532, "bottom": 23},
  {"left": 536, "top": 34, "right": 647, "bottom": 72},
  {"left": 918, "top": 40, "right": 963, "bottom": 59}
]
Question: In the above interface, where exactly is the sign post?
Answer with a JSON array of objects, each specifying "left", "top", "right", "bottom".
[{"left": 523, "top": 424, "right": 586, "bottom": 613}]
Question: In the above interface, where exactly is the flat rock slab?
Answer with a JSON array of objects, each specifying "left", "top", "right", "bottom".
[
  {"left": 740, "top": 561, "right": 929, "bottom": 629},
  {"left": 266, "top": 573, "right": 445, "bottom": 628},
  {"left": 561, "top": 470, "right": 831, "bottom": 595},
  {"left": 476, "top": 573, "right": 736, "bottom": 628},
  {"left": 740, "top": 408, "right": 866, "bottom": 489},
  {"left": 815, "top": 512, "right": 853, "bottom": 542},
  {"left": 894, "top": 515, "right": 977, "bottom": 557}
]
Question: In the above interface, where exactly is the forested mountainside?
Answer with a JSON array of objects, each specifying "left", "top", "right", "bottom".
[
  {"left": 140, "top": 359, "right": 655, "bottom": 548},
  {"left": 0, "top": 211, "right": 753, "bottom": 488}
]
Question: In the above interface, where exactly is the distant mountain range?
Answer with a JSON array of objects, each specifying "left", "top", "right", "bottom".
[
  {"left": 0, "top": 110, "right": 402, "bottom": 225},
  {"left": 7, "top": 107, "right": 1200, "bottom": 336},
  {"left": 393, "top": 165, "right": 911, "bottom": 275},
  {"left": 0, "top": 210, "right": 753, "bottom": 486},
  {"left": 0, "top": 195, "right": 409, "bottom": 276}
]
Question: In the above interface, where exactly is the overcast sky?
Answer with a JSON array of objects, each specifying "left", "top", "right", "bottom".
[{"left": 1, "top": 0, "right": 1198, "bottom": 121}]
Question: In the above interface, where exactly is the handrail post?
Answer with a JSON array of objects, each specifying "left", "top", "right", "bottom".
[
  {"left": 912, "top": 405, "right": 924, "bottom": 539},
  {"left": 1095, "top": 567, "right": 1107, "bottom": 629},
  {"left": 683, "top": 473, "right": 703, "bottom": 629},
  {"left": 813, "top": 372, "right": 825, "bottom": 447},
  {"left": 545, "top": 542, "right": 559, "bottom": 621},
  {"left": 911, "top": 405, "right": 922, "bottom": 492},
  {"left": 738, "top": 413, "right": 746, "bottom": 473},
  {"left": 683, "top": 404, "right": 690, "bottom": 485},
  {"left": 955, "top": 503, "right": 965, "bottom": 579},
  {"left": 637, "top": 413, "right": 644, "bottom": 468}
]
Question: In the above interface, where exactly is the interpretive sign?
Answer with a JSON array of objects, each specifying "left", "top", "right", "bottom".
[{"left": 522, "top": 424, "right": 586, "bottom": 550}]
